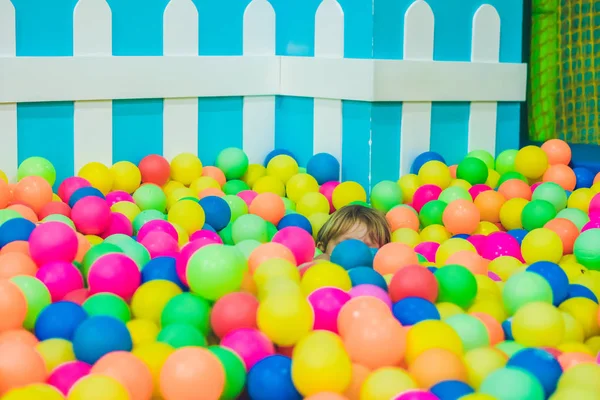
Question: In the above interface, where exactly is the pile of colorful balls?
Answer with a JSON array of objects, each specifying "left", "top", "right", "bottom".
[{"left": 0, "top": 139, "right": 599, "bottom": 400}]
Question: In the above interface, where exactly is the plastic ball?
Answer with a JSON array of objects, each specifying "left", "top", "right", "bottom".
[
  {"left": 527, "top": 261, "right": 569, "bottom": 305},
  {"left": 167, "top": 199, "right": 205, "bottom": 235},
  {"left": 17, "top": 156, "right": 56, "bottom": 186},
  {"left": 28, "top": 221, "right": 78, "bottom": 267},
  {"left": 130, "top": 280, "right": 182, "bottom": 325},
  {"left": 434, "top": 265, "right": 477, "bottom": 309},
  {"left": 169, "top": 153, "right": 202, "bottom": 185},
  {"left": 479, "top": 367, "right": 545, "bottom": 400},
  {"left": 88, "top": 253, "right": 141, "bottom": 300},
  {"left": 573, "top": 228, "right": 600, "bottom": 270},
  {"left": 47, "top": 361, "right": 91, "bottom": 395},
  {"left": 71, "top": 315, "right": 132, "bottom": 364},
  {"left": 138, "top": 154, "right": 170, "bottom": 186},
  {"left": 515, "top": 146, "right": 549, "bottom": 180},
  {"left": 506, "top": 348, "right": 562, "bottom": 397},
  {"left": 220, "top": 328, "right": 274, "bottom": 370},
  {"left": 445, "top": 313, "right": 490, "bottom": 351},
  {"left": 442, "top": 200, "right": 480, "bottom": 235},
  {"left": 521, "top": 228, "right": 563, "bottom": 264},
  {"left": 418, "top": 160, "right": 451, "bottom": 189},
  {"left": 35, "top": 261, "right": 83, "bottom": 302},
  {"left": 502, "top": 271, "right": 553, "bottom": 315},
  {"left": 306, "top": 153, "right": 340, "bottom": 185},
  {"left": 266, "top": 155, "right": 298, "bottom": 184},
  {"left": 541, "top": 139, "right": 571, "bottom": 165},
  {"left": 405, "top": 320, "right": 463, "bottom": 364},
  {"left": 35, "top": 338, "right": 75, "bottom": 373},
  {"left": 160, "top": 293, "right": 211, "bottom": 336},
  {"left": 141, "top": 256, "right": 185, "bottom": 290},
  {"left": 0, "top": 342, "right": 47, "bottom": 395},
  {"left": 411, "top": 152, "right": 446, "bottom": 174},
  {"left": 77, "top": 162, "right": 113, "bottom": 195},
  {"left": 408, "top": 348, "right": 468, "bottom": 389},
  {"left": 393, "top": 297, "right": 440, "bottom": 325},
  {"left": 457, "top": 157, "right": 488, "bottom": 185},
  {"left": 132, "top": 184, "right": 167, "bottom": 212},
  {"left": 412, "top": 185, "right": 442, "bottom": 212},
  {"left": 308, "top": 287, "right": 350, "bottom": 333},
  {"left": 512, "top": 301, "right": 565, "bottom": 347},
  {"left": 271, "top": 227, "right": 315, "bottom": 265},
  {"left": 210, "top": 292, "right": 259, "bottom": 338},
  {"left": 332, "top": 181, "right": 367, "bottom": 210},
  {"left": 216, "top": 148, "right": 249, "bottom": 180},
  {"left": 419, "top": 200, "right": 446, "bottom": 227},
  {"left": 430, "top": 380, "right": 474, "bottom": 400},
  {"left": 521, "top": 199, "right": 557, "bottom": 231},
  {"left": 68, "top": 373, "right": 130, "bottom": 400},
  {"left": 156, "top": 323, "right": 206, "bottom": 349},
  {"left": 34, "top": 301, "right": 87, "bottom": 341}
]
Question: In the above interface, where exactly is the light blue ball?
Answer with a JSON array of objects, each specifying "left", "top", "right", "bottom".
[
  {"left": 306, "top": 153, "right": 340, "bottom": 185},
  {"left": 330, "top": 239, "right": 373, "bottom": 270},
  {"left": 348, "top": 266, "right": 387, "bottom": 290},
  {"left": 72, "top": 315, "right": 132, "bottom": 364}
]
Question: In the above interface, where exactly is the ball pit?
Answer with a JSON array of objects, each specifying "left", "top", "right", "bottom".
[{"left": 1, "top": 141, "right": 600, "bottom": 399}]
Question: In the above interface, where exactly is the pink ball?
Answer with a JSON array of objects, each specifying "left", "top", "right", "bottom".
[
  {"left": 100, "top": 212, "right": 133, "bottom": 239},
  {"left": 582, "top": 220, "right": 600, "bottom": 232},
  {"left": 220, "top": 328, "right": 275, "bottom": 370},
  {"left": 393, "top": 390, "right": 440, "bottom": 400},
  {"left": 271, "top": 227, "right": 316, "bottom": 265},
  {"left": 63, "top": 288, "right": 90, "bottom": 305},
  {"left": 71, "top": 196, "right": 111, "bottom": 235},
  {"left": 36, "top": 261, "right": 84, "bottom": 302},
  {"left": 469, "top": 184, "right": 492, "bottom": 200},
  {"left": 137, "top": 219, "right": 178, "bottom": 242},
  {"left": 531, "top": 182, "right": 542, "bottom": 193},
  {"left": 307, "top": 287, "right": 351, "bottom": 333},
  {"left": 319, "top": 181, "right": 340, "bottom": 213},
  {"left": 105, "top": 190, "right": 134, "bottom": 207},
  {"left": 488, "top": 271, "right": 502, "bottom": 282},
  {"left": 237, "top": 190, "right": 258, "bottom": 207},
  {"left": 88, "top": 253, "right": 141, "bottom": 300},
  {"left": 189, "top": 229, "right": 223, "bottom": 243},
  {"left": 481, "top": 231, "right": 521, "bottom": 260},
  {"left": 176, "top": 238, "right": 218, "bottom": 285},
  {"left": 589, "top": 193, "right": 600, "bottom": 214},
  {"left": 414, "top": 241, "right": 439, "bottom": 263},
  {"left": 47, "top": 361, "right": 92, "bottom": 395},
  {"left": 29, "top": 221, "right": 79, "bottom": 266},
  {"left": 466, "top": 234, "right": 487, "bottom": 254},
  {"left": 349, "top": 284, "right": 393, "bottom": 308},
  {"left": 412, "top": 185, "right": 442, "bottom": 212},
  {"left": 140, "top": 230, "right": 179, "bottom": 258},
  {"left": 57, "top": 177, "right": 91, "bottom": 203}
]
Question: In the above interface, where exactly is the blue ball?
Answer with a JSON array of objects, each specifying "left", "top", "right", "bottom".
[
  {"left": 348, "top": 267, "right": 387, "bottom": 290},
  {"left": 264, "top": 149, "right": 296, "bottom": 167},
  {"left": 330, "top": 239, "right": 373, "bottom": 270},
  {"left": 199, "top": 196, "right": 231, "bottom": 231},
  {"left": 567, "top": 284, "right": 598, "bottom": 303},
  {"left": 35, "top": 301, "right": 88, "bottom": 341},
  {"left": 507, "top": 348, "right": 562, "bottom": 397},
  {"left": 526, "top": 261, "right": 569, "bottom": 305},
  {"left": 502, "top": 318, "right": 513, "bottom": 340},
  {"left": 452, "top": 234, "right": 470, "bottom": 240},
  {"left": 410, "top": 151, "right": 446, "bottom": 174},
  {"left": 507, "top": 229, "right": 528, "bottom": 245},
  {"left": 0, "top": 217, "right": 36, "bottom": 247},
  {"left": 430, "top": 380, "right": 474, "bottom": 400},
  {"left": 277, "top": 213, "right": 312, "bottom": 235},
  {"left": 427, "top": 266, "right": 438, "bottom": 274},
  {"left": 392, "top": 297, "right": 440, "bottom": 325},
  {"left": 247, "top": 355, "right": 301, "bottom": 400},
  {"left": 202, "top": 223, "right": 216, "bottom": 232},
  {"left": 68, "top": 187, "right": 105, "bottom": 207},
  {"left": 306, "top": 153, "right": 340, "bottom": 185},
  {"left": 574, "top": 167, "right": 594, "bottom": 189},
  {"left": 72, "top": 315, "right": 133, "bottom": 364},
  {"left": 142, "top": 256, "right": 186, "bottom": 290}
]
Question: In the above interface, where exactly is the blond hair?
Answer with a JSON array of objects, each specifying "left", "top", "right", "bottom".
[{"left": 316, "top": 205, "right": 391, "bottom": 252}]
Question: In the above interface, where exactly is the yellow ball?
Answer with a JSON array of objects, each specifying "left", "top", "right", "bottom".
[
  {"left": 258, "top": 277, "right": 303, "bottom": 301},
  {"left": 126, "top": 318, "right": 160, "bottom": 348},
  {"left": 550, "top": 388, "right": 600, "bottom": 400},
  {"left": 308, "top": 212, "right": 330, "bottom": 240},
  {"left": 405, "top": 320, "right": 464, "bottom": 364},
  {"left": 391, "top": 228, "right": 421, "bottom": 247},
  {"left": 85, "top": 234, "right": 104, "bottom": 246},
  {"left": 111, "top": 201, "right": 141, "bottom": 222},
  {"left": 561, "top": 312, "right": 585, "bottom": 343},
  {"left": 515, "top": 145, "right": 549, "bottom": 179},
  {"left": 559, "top": 297, "right": 600, "bottom": 338},
  {"left": 52, "top": 193, "right": 62, "bottom": 202},
  {"left": 475, "top": 275, "right": 502, "bottom": 299},
  {"left": 488, "top": 256, "right": 523, "bottom": 281},
  {"left": 557, "top": 363, "right": 600, "bottom": 393},
  {"left": 167, "top": 199, "right": 205, "bottom": 235},
  {"left": 167, "top": 187, "right": 197, "bottom": 210},
  {"left": 257, "top": 293, "right": 314, "bottom": 346},
  {"left": 243, "top": 164, "right": 267, "bottom": 187},
  {"left": 567, "top": 188, "right": 594, "bottom": 212},
  {"left": 436, "top": 238, "right": 476, "bottom": 265},
  {"left": 512, "top": 302, "right": 565, "bottom": 347},
  {"left": 78, "top": 162, "right": 113, "bottom": 195},
  {"left": 585, "top": 335, "right": 600, "bottom": 354},
  {"left": 170, "top": 153, "right": 203, "bottom": 185},
  {"left": 3, "top": 384, "right": 65, "bottom": 400},
  {"left": 36, "top": 338, "right": 75, "bottom": 373},
  {"left": 474, "top": 221, "right": 500, "bottom": 235},
  {"left": 300, "top": 262, "right": 352, "bottom": 294},
  {"left": 171, "top": 222, "right": 190, "bottom": 246},
  {"left": 521, "top": 228, "right": 563, "bottom": 264},
  {"left": 437, "top": 302, "right": 464, "bottom": 320},
  {"left": 162, "top": 180, "right": 185, "bottom": 196},
  {"left": 557, "top": 342, "right": 593, "bottom": 355},
  {"left": 459, "top": 394, "right": 496, "bottom": 400},
  {"left": 398, "top": 174, "right": 420, "bottom": 203},
  {"left": 110, "top": 161, "right": 141, "bottom": 194},
  {"left": 486, "top": 169, "right": 500, "bottom": 188},
  {"left": 253, "top": 175, "right": 285, "bottom": 196},
  {"left": 67, "top": 374, "right": 129, "bottom": 400},
  {"left": 419, "top": 224, "right": 451, "bottom": 244},
  {"left": 287, "top": 174, "right": 320, "bottom": 203},
  {"left": 0, "top": 169, "right": 7, "bottom": 183},
  {"left": 464, "top": 347, "right": 507, "bottom": 389},
  {"left": 296, "top": 192, "right": 330, "bottom": 217},
  {"left": 450, "top": 179, "right": 472, "bottom": 191},
  {"left": 560, "top": 261, "right": 586, "bottom": 283},
  {"left": 574, "top": 272, "right": 600, "bottom": 299},
  {"left": 418, "top": 160, "right": 451, "bottom": 189},
  {"left": 132, "top": 342, "right": 174, "bottom": 398},
  {"left": 468, "top": 298, "right": 507, "bottom": 323},
  {"left": 254, "top": 258, "right": 301, "bottom": 288},
  {"left": 266, "top": 155, "right": 298, "bottom": 184},
  {"left": 130, "top": 280, "right": 182, "bottom": 324},
  {"left": 360, "top": 367, "right": 417, "bottom": 400},
  {"left": 499, "top": 198, "right": 529, "bottom": 230}
]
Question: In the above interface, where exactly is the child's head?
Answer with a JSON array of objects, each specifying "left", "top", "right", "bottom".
[{"left": 316, "top": 205, "right": 391, "bottom": 255}]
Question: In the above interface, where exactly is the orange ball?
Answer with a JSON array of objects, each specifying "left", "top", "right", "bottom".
[
  {"left": 139, "top": 154, "right": 171, "bottom": 186},
  {"left": 386, "top": 207, "right": 419, "bottom": 232},
  {"left": 202, "top": 166, "right": 226, "bottom": 187},
  {"left": 373, "top": 242, "right": 419, "bottom": 275},
  {"left": 0, "top": 241, "right": 30, "bottom": 256},
  {"left": 543, "top": 164, "right": 577, "bottom": 191},
  {"left": 92, "top": 351, "right": 153, "bottom": 400},
  {"left": 445, "top": 250, "right": 488, "bottom": 275},
  {"left": 305, "top": 393, "right": 349, "bottom": 400},
  {"left": 471, "top": 312, "right": 504, "bottom": 345},
  {"left": 541, "top": 139, "right": 572, "bottom": 165},
  {"left": 0, "top": 179, "right": 11, "bottom": 209},
  {"left": 0, "top": 252, "right": 37, "bottom": 279},
  {"left": 442, "top": 200, "right": 480, "bottom": 235},
  {"left": 558, "top": 352, "right": 595, "bottom": 370},
  {"left": 248, "top": 242, "right": 297, "bottom": 273},
  {"left": 449, "top": 165, "right": 458, "bottom": 179},
  {"left": 408, "top": 348, "right": 468, "bottom": 389},
  {"left": 75, "top": 233, "right": 91, "bottom": 264},
  {"left": 0, "top": 279, "right": 27, "bottom": 333},
  {"left": 0, "top": 341, "right": 47, "bottom": 395},
  {"left": 12, "top": 176, "right": 53, "bottom": 214},
  {"left": 544, "top": 218, "right": 579, "bottom": 254},
  {"left": 344, "top": 364, "right": 371, "bottom": 400},
  {"left": 337, "top": 296, "right": 393, "bottom": 337},
  {"left": 474, "top": 191, "right": 505, "bottom": 223},
  {"left": 198, "top": 188, "right": 225, "bottom": 199},
  {"left": 497, "top": 179, "right": 532, "bottom": 200},
  {"left": 159, "top": 347, "right": 225, "bottom": 400},
  {"left": 249, "top": 193, "right": 286, "bottom": 225},
  {"left": 7, "top": 204, "right": 38, "bottom": 223},
  {"left": 0, "top": 329, "right": 39, "bottom": 347}
]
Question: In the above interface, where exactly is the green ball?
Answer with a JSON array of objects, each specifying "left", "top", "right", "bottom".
[
  {"left": 438, "top": 186, "right": 472, "bottom": 204},
  {"left": 298, "top": 167, "right": 307, "bottom": 174},
  {"left": 495, "top": 340, "right": 525, "bottom": 358},
  {"left": 266, "top": 221, "right": 278, "bottom": 240},
  {"left": 18, "top": 156, "right": 56, "bottom": 186},
  {"left": 187, "top": 245, "right": 247, "bottom": 301},
  {"left": 556, "top": 207, "right": 590, "bottom": 231},
  {"left": 281, "top": 197, "right": 296, "bottom": 211},
  {"left": 457, "top": 157, "right": 489, "bottom": 185},
  {"left": 209, "top": 346, "right": 246, "bottom": 400},
  {"left": 81, "top": 243, "right": 124, "bottom": 279},
  {"left": 532, "top": 182, "right": 567, "bottom": 212},
  {"left": 445, "top": 314, "right": 490, "bottom": 351},
  {"left": 574, "top": 228, "right": 600, "bottom": 270},
  {"left": 132, "top": 209, "right": 166, "bottom": 234},
  {"left": 497, "top": 172, "right": 528, "bottom": 187},
  {"left": 157, "top": 323, "right": 207, "bottom": 349},
  {"left": 434, "top": 265, "right": 477, "bottom": 309},
  {"left": 417, "top": 253, "right": 427, "bottom": 263},
  {"left": 502, "top": 271, "right": 553, "bottom": 315},
  {"left": 348, "top": 201, "right": 371, "bottom": 208},
  {"left": 480, "top": 367, "right": 545, "bottom": 400},
  {"left": 314, "top": 247, "right": 323, "bottom": 257},
  {"left": 223, "top": 180, "right": 250, "bottom": 195},
  {"left": 133, "top": 184, "right": 167, "bottom": 212},
  {"left": 10, "top": 275, "right": 51, "bottom": 330},
  {"left": 231, "top": 214, "right": 268, "bottom": 244},
  {"left": 83, "top": 293, "right": 131, "bottom": 322},
  {"left": 161, "top": 293, "right": 212, "bottom": 335},
  {"left": 219, "top": 223, "right": 234, "bottom": 245},
  {"left": 223, "top": 195, "right": 248, "bottom": 222},
  {"left": 235, "top": 239, "right": 262, "bottom": 258},
  {"left": 104, "top": 234, "right": 150, "bottom": 269},
  {"left": 419, "top": 200, "right": 447, "bottom": 227},
  {"left": 467, "top": 150, "right": 495, "bottom": 170},
  {"left": 495, "top": 149, "right": 518, "bottom": 175},
  {"left": 216, "top": 148, "right": 249, "bottom": 180},
  {"left": 0, "top": 209, "right": 22, "bottom": 228},
  {"left": 370, "top": 180, "right": 403, "bottom": 212},
  {"left": 521, "top": 199, "right": 557, "bottom": 231},
  {"left": 41, "top": 214, "right": 76, "bottom": 229}
]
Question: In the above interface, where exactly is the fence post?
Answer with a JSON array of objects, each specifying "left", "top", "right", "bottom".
[
  {"left": 73, "top": 0, "right": 113, "bottom": 172},
  {"left": 313, "top": 0, "right": 344, "bottom": 166},
  {"left": 399, "top": 0, "right": 434, "bottom": 176},
  {"left": 163, "top": 0, "right": 199, "bottom": 160},
  {"left": 242, "top": 0, "right": 276, "bottom": 164},
  {"left": 469, "top": 4, "right": 501, "bottom": 155},
  {"left": 0, "top": 0, "right": 17, "bottom": 181}
]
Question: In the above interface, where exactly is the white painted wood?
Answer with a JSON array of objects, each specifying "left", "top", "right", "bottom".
[
  {"left": 243, "top": 0, "right": 276, "bottom": 163},
  {"left": 73, "top": 0, "right": 113, "bottom": 171},
  {"left": 163, "top": 0, "right": 200, "bottom": 160},
  {"left": 0, "top": 0, "right": 17, "bottom": 181},
  {"left": 313, "top": 0, "right": 344, "bottom": 165},
  {"left": 468, "top": 4, "right": 501, "bottom": 155},
  {"left": 399, "top": 0, "right": 434, "bottom": 176}
]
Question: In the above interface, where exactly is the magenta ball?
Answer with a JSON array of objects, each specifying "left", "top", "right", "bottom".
[
  {"left": 414, "top": 241, "right": 440, "bottom": 263},
  {"left": 466, "top": 234, "right": 487, "bottom": 254},
  {"left": 137, "top": 219, "right": 178, "bottom": 242},
  {"left": 29, "top": 221, "right": 79, "bottom": 266},
  {"left": 105, "top": 190, "right": 134, "bottom": 207},
  {"left": 307, "top": 287, "right": 351, "bottom": 333},
  {"left": 271, "top": 227, "right": 315, "bottom": 265},
  {"left": 589, "top": 193, "right": 600, "bottom": 214},
  {"left": 488, "top": 271, "right": 502, "bottom": 281},
  {"left": 349, "top": 284, "right": 392, "bottom": 308},
  {"left": 531, "top": 182, "right": 542, "bottom": 193},
  {"left": 47, "top": 361, "right": 92, "bottom": 395},
  {"left": 100, "top": 212, "right": 133, "bottom": 239},
  {"left": 481, "top": 231, "right": 521, "bottom": 260},
  {"left": 35, "top": 261, "right": 84, "bottom": 302},
  {"left": 71, "top": 196, "right": 111, "bottom": 235},
  {"left": 57, "top": 177, "right": 91, "bottom": 203},
  {"left": 238, "top": 190, "right": 258, "bottom": 207},
  {"left": 582, "top": 220, "right": 600, "bottom": 232},
  {"left": 393, "top": 390, "right": 440, "bottom": 400},
  {"left": 220, "top": 328, "right": 275, "bottom": 370},
  {"left": 319, "top": 181, "right": 339, "bottom": 213},
  {"left": 176, "top": 238, "right": 218, "bottom": 285},
  {"left": 140, "top": 230, "right": 179, "bottom": 258},
  {"left": 88, "top": 253, "right": 141, "bottom": 300},
  {"left": 412, "top": 185, "right": 442, "bottom": 213},
  {"left": 189, "top": 229, "right": 222, "bottom": 243},
  {"left": 468, "top": 184, "right": 492, "bottom": 200}
]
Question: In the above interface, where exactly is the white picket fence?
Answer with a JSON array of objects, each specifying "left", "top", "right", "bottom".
[{"left": 0, "top": 0, "right": 527, "bottom": 182}]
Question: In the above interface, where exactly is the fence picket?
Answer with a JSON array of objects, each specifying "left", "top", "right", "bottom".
[{"left": 0, "top": 0, "right": 17, "bottom": 181}]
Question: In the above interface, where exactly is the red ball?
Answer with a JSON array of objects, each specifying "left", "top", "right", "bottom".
[
  {"left": 210, "top": 292, "right": 259, "bottom": 338},
  {"left": 389, "top": 264, "right": 438, "bottom": 303},
  {"left": 38, "top": 201, "right": 71, "bottom": 220},
  {"left": 139, "top": 154, "right": 170, "bottom": 186}
]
